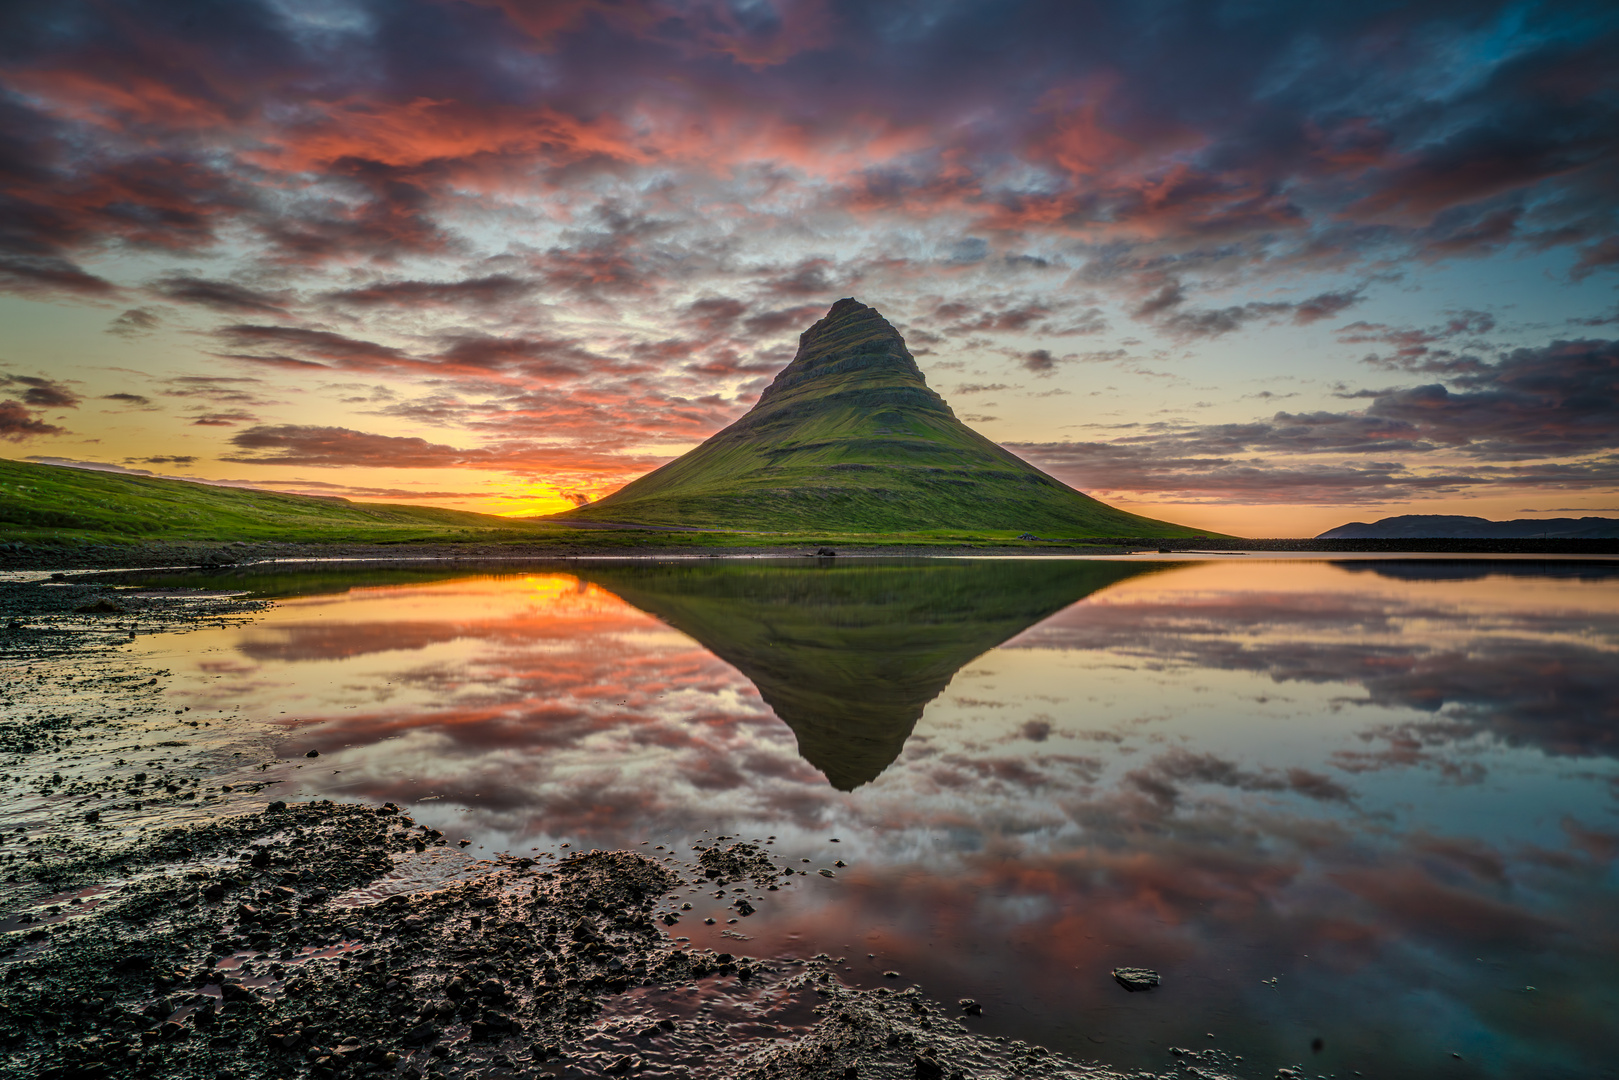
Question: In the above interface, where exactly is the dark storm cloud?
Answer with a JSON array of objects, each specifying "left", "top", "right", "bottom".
[
  {"left": 1571, "top": 236, "right": 1619, "bottom": 281},
  {"left": 212, "top": 323, "right": 618, "bottom": 383},
  {"left": 323, "top": 274, "right": 538, "bottom": 308},
  {"left": 160, "top": 374, "right": 275, "bottom": 407},
  {"left": 1357, "top": 338, "right": 1619, "bottom": 459},
  {"left": 0, "top": 0, "right": 1612, "bottom": 300},
  {"left": 213, "top": 324, "right": 411, "bottom": 369},
  {"left": 223, "top": 425, "right": 489, "bottom": 469},
  {"left": 1, "top": 375, "right": 80, "bottom": 409},
  {"left": 1142, "top": 288, "right": 1368, "bottom": 339},
  {"left": 152, "top": 275, "right": 288, "bottom": 314},
  {"left": 221, "top": 423, "right": 671, "bottom": 482},
  {"left": 1011, "top": 337, "right": 1619, "bottom": 499},
  {"left": 0, "top": 401, "right": 64, "bottom": 439},
  {"left": 1010, "top": 443, "right": 1495, "bottom": 502},
  {"left": 0, "top": 376, "right": 79, "bottom": 438},
  {"left": 739, "top": 304, "right": 827, "bottom": 339},
  {"left": 1291, "top": 288, "right": 1366, "bottom": 325},
  {"left": 106, "top": 307, "right": 158, "bottom": 337},
  {"left": 935, "top": 302, "right": 1050, "bottom": 335}
]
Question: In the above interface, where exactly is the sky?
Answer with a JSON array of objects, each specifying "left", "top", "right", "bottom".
[{"left": 1, "top": 0, "right": 1616, "bottom": 536}]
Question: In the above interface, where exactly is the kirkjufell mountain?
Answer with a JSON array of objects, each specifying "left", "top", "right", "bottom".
[{"left": 557, "top": 298, "right": 1199, "bottom": 535}]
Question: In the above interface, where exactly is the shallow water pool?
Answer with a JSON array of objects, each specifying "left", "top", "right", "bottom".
[{"left": 119, "top": 556, "right": 1619, "bottom": 1080}]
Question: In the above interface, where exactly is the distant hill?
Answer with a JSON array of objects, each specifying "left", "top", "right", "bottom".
[
  {"left": 0, "top": 457, "right": 547, "bottom": 544},
  {"left": 1318, "top": 514, "right": 1619, "bottom": 539},
  {"left": 551, "top": 298, "right": 1205, "bottom": 536}
]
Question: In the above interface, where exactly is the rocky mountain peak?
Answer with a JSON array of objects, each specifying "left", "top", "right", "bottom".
[{"left": 753, "top": 298, "right": 939, "bottom": 412}]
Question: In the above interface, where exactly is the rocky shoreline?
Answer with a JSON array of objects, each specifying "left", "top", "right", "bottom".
[{"left": 0, "top": 574, "right": 1233, "bottom": 1079}]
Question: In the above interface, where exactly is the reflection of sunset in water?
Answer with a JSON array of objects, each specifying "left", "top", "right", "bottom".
[{"left": 130, "top": 559, "right": 1619, "bottom": 1079}]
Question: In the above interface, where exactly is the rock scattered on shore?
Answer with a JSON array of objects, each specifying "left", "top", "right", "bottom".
[{"left": 1112, "top": 966, "right": 1161, "bottom": 992}]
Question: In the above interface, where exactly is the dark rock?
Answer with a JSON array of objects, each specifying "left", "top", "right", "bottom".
[
  {"left": 958, "top": 998, "right": 981, "bottom": 1015},
  {"left": 305, "top": 749, "right": 319, "bottom": 758},
  {"left": 1111, "top": 966, "right": 1160, "bottom": 992},
  {"left": 914, "top": 1052, "right": 945, "bottom": 1079}
]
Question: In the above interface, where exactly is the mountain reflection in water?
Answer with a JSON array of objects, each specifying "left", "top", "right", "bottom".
[
  {"left": 581, "top": 560, "right": 1158, "bottom": 788},
  {"left": 118, "top": 557, "right": 1619, "bottom": 1080}
]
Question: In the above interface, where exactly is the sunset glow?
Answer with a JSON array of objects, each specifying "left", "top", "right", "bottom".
[{"left": 2, "top": 1, "right": 1616, "bottom": 533}]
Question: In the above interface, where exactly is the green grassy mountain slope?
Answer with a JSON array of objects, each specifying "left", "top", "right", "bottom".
[
  {"left": 554, "top": 298, "right": 1204, "bottom": 536},
  {"left": 583, "top": 558, "right": 1161, "bottom": 789},
  {"left": 0, "top": 457, "right": 545, "bottom": 544}
]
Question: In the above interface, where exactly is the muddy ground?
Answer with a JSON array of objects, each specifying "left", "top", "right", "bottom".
[{"left": 0, "top": 573, "right": 1247, "bottom": 1080}]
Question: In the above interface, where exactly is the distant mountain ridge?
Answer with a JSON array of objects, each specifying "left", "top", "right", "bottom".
[
  {"left": 553, "top": 298, "right": 1204, "bottom": 536},
  {"left": 1318, "top": 515, "right": 1619, "bottom": 539}
]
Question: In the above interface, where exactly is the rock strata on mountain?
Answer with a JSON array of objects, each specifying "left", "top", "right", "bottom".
[
  {"left": 554, "top": 298, "right": 1201, "bottom": 535},
  {"left": 1318, "top": 514, "right": 1619, "bottom": 539}
]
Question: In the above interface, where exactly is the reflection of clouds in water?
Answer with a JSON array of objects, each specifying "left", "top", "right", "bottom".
[
  {"left": 166, "top": 564, "right": 1619, "bottom": 1077},
  {"left": 232, "top": 581, "right": 840, "bottom": 843},
  {"left": 1123, "top": 746, "right": 1353, "bottom": 804},
  {"left": 1007, "top": 584, "right": 1619, "bottom": 763}
]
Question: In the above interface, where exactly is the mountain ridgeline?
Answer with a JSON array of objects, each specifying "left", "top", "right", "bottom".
[
  {"left": 1318, "top": 514, "right": 1619, "bottom": 539},
  {"left": 555, "top": 299, "right": 1200, "bottom": 535}
]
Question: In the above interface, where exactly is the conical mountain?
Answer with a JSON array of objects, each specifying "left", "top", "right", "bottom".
[
  {"left": 579, "top": 558, "right": 1161, "bottom": 789},
  {"left": 556, "top": 298, "right": 1201, "bottom": 534}
]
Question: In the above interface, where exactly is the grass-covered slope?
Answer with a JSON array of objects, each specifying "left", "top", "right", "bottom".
[
  {"left": 0, "top": 457, "right": 544, "bottom": 544},
  {"left": 555, "top": 298, "right": 1206, "bottom": 536}
]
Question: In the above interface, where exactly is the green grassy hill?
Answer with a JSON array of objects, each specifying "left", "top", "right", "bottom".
[
  {"left": 0, "top": 457, "right": 547, "bottom": 544},
  {"left": 551, "top": 298, "right": 1206, "bottom": 536}
]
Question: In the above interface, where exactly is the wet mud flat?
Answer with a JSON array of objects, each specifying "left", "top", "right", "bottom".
[
  {"left": 0, "top": 575, "right": 1221, "bottom": 1080},
  {"left": 0, "top": 808, "right": 1238, "bottom": 1080}
]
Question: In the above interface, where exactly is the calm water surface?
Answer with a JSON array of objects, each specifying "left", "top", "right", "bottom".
[{"left": 125, "top": 557, "right": 1619, "bottom": 1079}]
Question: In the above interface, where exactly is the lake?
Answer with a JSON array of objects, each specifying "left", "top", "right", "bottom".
[{"left": 118, "top": 556, "right": 1619, "bottom": 1080}]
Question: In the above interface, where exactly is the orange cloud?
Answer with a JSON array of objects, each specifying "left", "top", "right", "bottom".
[{"left": 248, "top": 97, "right": 650, "bottom": 172}]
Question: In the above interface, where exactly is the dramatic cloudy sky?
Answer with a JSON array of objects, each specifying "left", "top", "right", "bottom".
[{"left": 2, "top": 0, "right": 1617, "bottom": 534}]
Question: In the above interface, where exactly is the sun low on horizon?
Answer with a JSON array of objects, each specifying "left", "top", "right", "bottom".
[{"left": 1, "top": 0, "right": 1616, "bottom": 537}]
